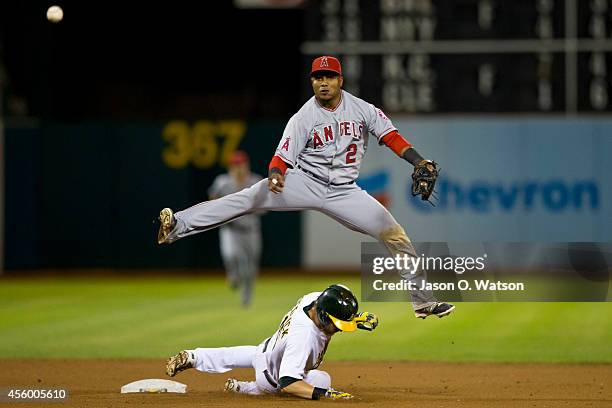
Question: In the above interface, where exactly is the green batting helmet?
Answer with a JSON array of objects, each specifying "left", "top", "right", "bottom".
[{"left": 316, "top": 284, "right": 359, "bottom": 332}]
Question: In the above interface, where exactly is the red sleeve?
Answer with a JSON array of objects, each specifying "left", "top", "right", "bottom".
[
  {"left": 268, "top": 155, "right": 288, "bottom": 175},
  {"left": 381, "top": 130, "right": 412, "bottom": 156}
]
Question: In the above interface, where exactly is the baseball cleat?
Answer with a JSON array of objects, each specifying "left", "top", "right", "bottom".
[
  {"left": 165, "top": 350, "right": 194, "bottom": 377},
  {"left": 414, "top": 302, "right": 455, "bottom": 319},
  {"left": 224, "top": 378, "right": 241, "bottom": 393},
  {"left": 157, "top": 207, "right": 175, "bottom": 244}
]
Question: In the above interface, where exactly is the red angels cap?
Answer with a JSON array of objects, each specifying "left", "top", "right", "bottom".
[
  {"left": 311, "top": 56, "right": 342, "bottom": 76},
  {"left": 229, "top": 150, "right": 249, "bottom": 165}
]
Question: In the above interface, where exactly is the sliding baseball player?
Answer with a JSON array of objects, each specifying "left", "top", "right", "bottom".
[{"left": 165, "top": 284, "right": 378, "bottom": 399}]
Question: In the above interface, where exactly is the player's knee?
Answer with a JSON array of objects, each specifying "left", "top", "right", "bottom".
[
  {"left": 306, "top": 370, "right": 331, "bottom": 389},
  {"left": 379, "top": 225, "right": 409, "bottom": 247},
  {"left": 319, "top": 371, "right": 331, "bottom": 388}
]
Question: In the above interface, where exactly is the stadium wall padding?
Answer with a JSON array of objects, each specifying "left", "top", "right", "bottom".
[
  {"left": 4, "top": 120, "right": 301, "bottom": 269},
  {"left": 303, "top": 118, "right": 612, "bottom": 268}
]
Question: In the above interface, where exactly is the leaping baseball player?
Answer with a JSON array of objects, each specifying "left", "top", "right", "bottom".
[
  {"left": 165, "top": 284, "right": 378, "bottom": 399},
  {"left": 208, "top": 150, "right": 263, "bottom": 307},
  {"left": 157, "top": 56, "right": 454, "bottom": 319}
]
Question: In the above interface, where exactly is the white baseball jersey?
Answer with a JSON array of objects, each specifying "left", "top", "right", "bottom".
[
  {"left": 260, "top": 292, "right": 331, "bottom": 383},
  {"left": 275, "top": 90, "right": 397, "bottom": 184},
  {"left": 189, "top": 291, "right": 335, "bottom": 395}
]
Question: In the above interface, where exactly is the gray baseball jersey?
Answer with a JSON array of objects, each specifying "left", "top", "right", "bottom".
[{"left": 275, "top": 90, "right": 396, "bottom": 185}]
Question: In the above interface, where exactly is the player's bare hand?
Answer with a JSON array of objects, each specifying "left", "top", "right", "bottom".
[{"left": 268, "top": 173, "right": 285, "bottom": 193}]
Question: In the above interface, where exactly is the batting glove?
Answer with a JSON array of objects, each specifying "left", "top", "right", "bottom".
[
  {"left": 325, "top": 388, "right": 354, "bottom": 399},
  {"left": 355, "top": 312, "right": 379, "bottom": 331}
]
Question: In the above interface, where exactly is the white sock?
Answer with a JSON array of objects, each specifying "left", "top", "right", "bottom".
[
  {"left": 184, "top": 349, "right": 196, "bottom": 366},
  {"left": 235, "top": 380, "right": 263, "bottom": 395}
]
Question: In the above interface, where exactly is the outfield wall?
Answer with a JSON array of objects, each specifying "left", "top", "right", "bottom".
[
  {"left": 4, "top": 118, "right": 611, "bottom": 270},
  {"left": 303, "top": 118, "right": 612, "bottom": 268},
  {"left": 4, "top": 120, "right": 300, "bottom": 269}
]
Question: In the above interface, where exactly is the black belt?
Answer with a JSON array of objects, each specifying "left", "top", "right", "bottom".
[
  {"left": 261, "top": 338, "right": 278, "bottom": 388},
  {"left": 263, "top": 370, "right": 278, "bottom": 388},
  {"left": 262, "top": 337, "right": 271, "bottom": 352},
  {"left": 297, "top": 165, "right": 355, "bottom": 186}
]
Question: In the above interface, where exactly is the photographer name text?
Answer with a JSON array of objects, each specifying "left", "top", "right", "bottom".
[{"left": 372, "top": 279, "right": 525, "bottom": 291}]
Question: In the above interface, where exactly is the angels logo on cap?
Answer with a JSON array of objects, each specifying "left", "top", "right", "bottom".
[{"left": 311, "top": 56, "right": 342, "bottom": 75}]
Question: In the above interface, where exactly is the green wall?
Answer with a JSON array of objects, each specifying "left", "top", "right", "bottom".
[{"left": 5, "top": 120, "right": 301, "bottom": 269}]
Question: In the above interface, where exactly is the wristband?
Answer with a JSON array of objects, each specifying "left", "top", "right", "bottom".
[
  {"left": 402, "top": 147, "right": 425, "bottom": 167},
  {"left": 311, "top": 387, "right": 327, "bottom": 400},
  {"left": 268, "top": 155, "right": 288, "bottom": 176},
  {"left": 381, "top": 130, "right": 412, "bottom": 156}
]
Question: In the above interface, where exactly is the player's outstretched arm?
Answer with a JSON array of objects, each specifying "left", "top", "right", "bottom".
[
  {"left": 281, "top": 379, "right": 354, "bottom": 400},
  {"left": 281, "top": 380, "right": 317, "bottom": 399},
  {"left": 380, "top": 131, "right": 427, "bottom": 166},
  {"left": 381, "top": 131, "right": 438, "bottom": 202}
]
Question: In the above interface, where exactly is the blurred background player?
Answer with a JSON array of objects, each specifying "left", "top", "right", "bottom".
[
  {"left": 207, "top": 150, "right": 263, "bottom": 307},
  {"left": 165, "top": 284, "right": 379, "bottom": 400}
]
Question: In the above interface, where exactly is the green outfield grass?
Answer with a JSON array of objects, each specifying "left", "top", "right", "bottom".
[{"left": 0, "top": 275, "right": 610, "bottom": 362}]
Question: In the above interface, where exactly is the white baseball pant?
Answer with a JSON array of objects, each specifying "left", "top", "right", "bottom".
[{"left": 190, "top": 344, "right": 331, "bottom": 395}]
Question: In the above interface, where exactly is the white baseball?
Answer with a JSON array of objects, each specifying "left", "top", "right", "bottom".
[
  {"left": 47, "top": 5, "right": 64, "bottom": 23},
  {"left": 272, "top": 179, "right": 278, "bottom": 185}
]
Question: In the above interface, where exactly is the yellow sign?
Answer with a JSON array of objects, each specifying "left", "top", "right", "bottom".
[{"left": 162, "top": 120, "right": 246, "bottom": 169}]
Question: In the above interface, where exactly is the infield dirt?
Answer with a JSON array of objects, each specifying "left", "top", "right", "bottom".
[{"left": 1, "top": 360, "right": 610, "bottom": 407}]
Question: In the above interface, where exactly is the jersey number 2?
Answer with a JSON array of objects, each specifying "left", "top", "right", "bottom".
[{"left": 346, "top": 144, "right": 357, "bottom": 164}]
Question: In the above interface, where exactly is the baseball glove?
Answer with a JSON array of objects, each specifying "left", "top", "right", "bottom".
[
  {"left": 411, "top": 160, "right": 439, "bottom": 204},
  {"left": 355, "top": 312, "right": 379, "bottom": 331}
]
